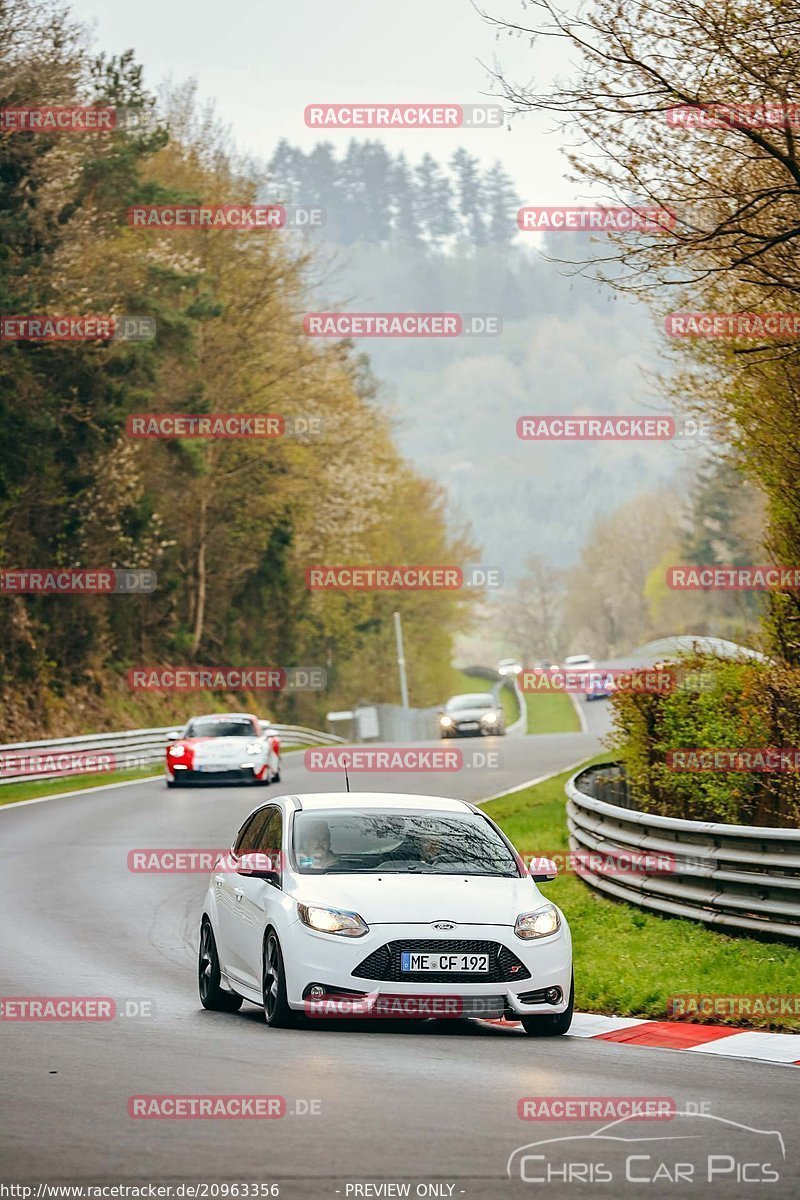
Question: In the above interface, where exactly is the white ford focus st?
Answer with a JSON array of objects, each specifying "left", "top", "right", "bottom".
[{"left": 199, "top": 792, "right": 573, "bottom": 1035}]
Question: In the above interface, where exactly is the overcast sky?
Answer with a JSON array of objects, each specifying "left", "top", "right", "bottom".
[{"left": 70, "top": 0, "right": 588, "bottom": 205}]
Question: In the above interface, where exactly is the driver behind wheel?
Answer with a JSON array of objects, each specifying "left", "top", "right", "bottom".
[{"left": 297, "top": 820, "right": 338, "bottom": 869}]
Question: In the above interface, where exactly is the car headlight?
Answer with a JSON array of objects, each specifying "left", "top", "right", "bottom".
[
  {"left": 440, "top": 715, "right": 453, "bottom": 726},
  {"left": 515, "top": 904, "right": 561, "bottom": 939},
  {"left": 481, "top": 711, "right": 497, "bottom": 723},
  {"left": 297, "top": 903, "right": 369, "bottom": 938},
  {"left": 168, "top": 743, "right": 185, "bottom": 756},
  {"left": 245, "top": 741, "right": 261, "bottom": 754}
]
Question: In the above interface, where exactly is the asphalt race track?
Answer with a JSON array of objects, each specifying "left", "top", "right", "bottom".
[{"left": 1, "top": 730, "right": 797, "bottom": 1198}]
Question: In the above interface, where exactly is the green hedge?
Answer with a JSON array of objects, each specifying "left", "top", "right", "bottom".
[{"left": 608, "top": 655, "right": 800, "bottom": 827}]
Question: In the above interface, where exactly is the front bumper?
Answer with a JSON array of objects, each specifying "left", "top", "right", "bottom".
[
  {"left": 281, "top": 919, "right": 572, "bottom": 1017},
  {"left": 440, "top": 724, "right": 503, "bottom": 738},
  {"left": 166, "top": 765, "right": 262, "bottom": 785}
]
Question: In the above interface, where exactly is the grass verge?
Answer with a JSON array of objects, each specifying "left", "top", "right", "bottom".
[
  {"left": 484, "top": 756, "right": 800, "bottom": 1032},
  {"left": 0, "top": 765, "right": 161, "bottom": 807},
  {"left": 523, "top": 690, "right": 581, "bottom": 734}
]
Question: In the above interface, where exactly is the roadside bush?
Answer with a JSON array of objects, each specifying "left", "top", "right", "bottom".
[{"left": 609, "top": 656, "right": 800, "bottom": 827}]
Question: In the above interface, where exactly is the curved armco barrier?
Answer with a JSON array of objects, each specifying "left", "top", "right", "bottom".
[
  {"left": 566, "top": 763, "right": 800, "bottom": 940},
  {"left": 0, "top": 722, "right": 344, "bottom": 786}
]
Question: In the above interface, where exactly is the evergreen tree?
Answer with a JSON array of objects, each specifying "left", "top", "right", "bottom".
[
  {"left": 450, "top": 148, "right": 488, "bottom": 245},
  {"left": 483, "top": 160, "right": 519, "bottom": 245},
  {"left": 414, "top": 152, "right": 457, "bottom": 245},
  {"left": 388, "top": 153, "right": 421, "bottom": 246},
  {"left": 266, "top": 138, "right": 304, "bottom": 199},
  {"left": 353, "top": 141, "right": 393, "bottom": 243}
]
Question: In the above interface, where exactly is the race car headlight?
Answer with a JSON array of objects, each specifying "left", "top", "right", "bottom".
[
  {"left": 439, "top": 715, "right": 453, "bottom": 727},
  {"left": 168, "top": 743, "right": 185, "bottom": 757},
  {"left": 297, "top": 903, "right": 369, "bottom": 938},
  {"left": 515, "top": 904, "right": 561, "bottom": 940},
  {"left": 481, "top": 711, "right": 498, "bottom": 723}
]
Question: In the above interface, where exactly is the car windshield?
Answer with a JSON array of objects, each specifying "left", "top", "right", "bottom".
[
  {"left": 185, "top": 718, "right": 258, "bottom": 738},
  {"left": 447, "top": 694, "right": 493, "bottom": 711},
  {"left": 292, "top": 810, "right": 520, "bottom": 876}
]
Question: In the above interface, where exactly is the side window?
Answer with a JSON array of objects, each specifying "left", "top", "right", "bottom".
[
  {"left": 233, "top": 809, "right": 270, "bottom": 855},
  {"left": 255, "top": 807, "right": 283, "bottom": 874}
]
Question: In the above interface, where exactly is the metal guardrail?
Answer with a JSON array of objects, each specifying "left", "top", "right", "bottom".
[
  {"left": 504, "top": 674, "right": 527, "bottom": 737},
  {"left": 566, "top": 763, "right": 800, "bottom": 940},
  {"left": 0, "top": 722, "right": 344, "bottom": 785}
]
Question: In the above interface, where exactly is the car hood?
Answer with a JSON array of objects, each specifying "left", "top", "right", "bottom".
[
  {"left": 187, "top": 736, "right": 258, "bottom": 763},
  {"left": 446, "top": 707, "right": 495, "bottom": 721},
  {"left": 288, "top": 872, "right": 546, "bottom": 926}
]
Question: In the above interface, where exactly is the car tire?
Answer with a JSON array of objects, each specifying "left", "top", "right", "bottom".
[
  {"left": 198, "top": 919, "right": 243, "bottom": 1012},
  {"left": 519, "top": 974, "right": 574, "bottom": 1037},
  {"left": 166, "top": 778, "right": 178, "bottom": 789},
  {"left": 272, "top": 768, "right": 281, "bottom": 783},
  {"left": 262, "top": 930, "right": 295, "bottom": 1028}
]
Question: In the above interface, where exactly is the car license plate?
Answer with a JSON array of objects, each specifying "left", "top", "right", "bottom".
[
  {"left": 401, "top": 952, "right": 489, "bottom": 973},
  {"left": 198, "top": 764, "right": 224, "bottom": 772},
  {"left": 460, "top": 722, "right": 479, "bottom": 730}
]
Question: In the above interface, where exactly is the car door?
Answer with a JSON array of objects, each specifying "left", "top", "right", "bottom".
[
  {"left": 225, "top": 805, "right": 285, "bottom": 994},
  {"left": 215, "top": 808, "right": 271, "bottom": 981}
]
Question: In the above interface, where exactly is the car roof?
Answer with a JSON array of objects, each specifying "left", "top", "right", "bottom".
[
  {"left": 187, "top": 712, "right": 259, "bottom": 720},
  {"left": 277, "top": 792, "right": 475, "bottom": 814},
  {"left": 447, "top": 692, "right": 494, "bottom": 703}
]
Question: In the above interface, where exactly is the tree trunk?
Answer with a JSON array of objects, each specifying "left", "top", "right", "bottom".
[{"left": 190, "top": 491, "right": 208, "bottom": 656}]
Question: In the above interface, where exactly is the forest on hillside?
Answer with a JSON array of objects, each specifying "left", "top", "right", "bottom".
[
  {"left": 266, "top": 139, "right": 521, "bottom": 247},
  {"left": 0, "top": 2, "right": 479, "bottom": 738}
]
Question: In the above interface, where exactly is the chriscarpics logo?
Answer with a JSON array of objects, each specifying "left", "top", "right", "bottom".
[{"left": 507, "top": 1112, "right": 785, "bottom": 1186}]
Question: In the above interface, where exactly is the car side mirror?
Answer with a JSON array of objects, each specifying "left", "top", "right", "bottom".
[
  {"left": 237, "top": 852, "right": 280, "bottom": 882},
  {"left": 528, "top": 856, "right": 558, "bottom": 882},
  {"left": 166, "top": 730, "right": 179, "bottom": 742}
]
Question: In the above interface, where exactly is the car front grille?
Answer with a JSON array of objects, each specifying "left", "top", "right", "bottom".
[
  {"left": 352, "top": 938, "right": 530, "bottom": 983},
  {"left": 179, "top": 768, "right": 254, "bottom": 783}
]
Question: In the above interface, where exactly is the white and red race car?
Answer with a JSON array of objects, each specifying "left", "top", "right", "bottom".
[{"left": 165, "top": 713, "right": 280, "bottom": 788}]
